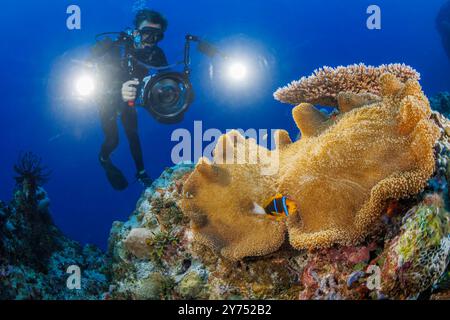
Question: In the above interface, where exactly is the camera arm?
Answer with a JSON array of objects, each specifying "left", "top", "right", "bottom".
[{"left": 184, "top": 34, "right": 227, "bottom": 75}]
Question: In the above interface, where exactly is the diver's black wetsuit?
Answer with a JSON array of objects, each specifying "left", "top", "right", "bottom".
[{"left": 92, "top": 38, "right": 168, "bottom": 173}]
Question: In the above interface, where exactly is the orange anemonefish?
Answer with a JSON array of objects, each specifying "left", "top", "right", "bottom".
[{"left": 252, "top": 193, "right": 297, "bottom": 221}]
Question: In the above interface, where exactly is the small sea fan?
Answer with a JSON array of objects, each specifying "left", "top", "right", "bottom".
[{"left": 13, "top": 152, "right": 51, "bottom": 186}]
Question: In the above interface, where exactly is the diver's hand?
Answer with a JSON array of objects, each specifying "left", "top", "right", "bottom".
[{"left": 121, "top": 79, "right": 139, "bottom": 103}]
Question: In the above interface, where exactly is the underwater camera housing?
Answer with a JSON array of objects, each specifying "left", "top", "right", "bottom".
[
  {"left": 137, "top": 71, "right": 194, "bottom": 124},
  {"left": 91, "top": 32, "right": 220, "bottom": 124},
  {"left": 138, "top": 34, "right": 222, "bottom": 123}
]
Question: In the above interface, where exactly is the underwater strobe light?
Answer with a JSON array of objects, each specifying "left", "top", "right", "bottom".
[
  {"left": 227, "top": 61, "right": 248, "bottom": 82},
  {"left": 81, "top": 31, "right": 247, "bottom": 122},
  {"left": 75, "top": 74, "right": 96, "bottom": 97}
]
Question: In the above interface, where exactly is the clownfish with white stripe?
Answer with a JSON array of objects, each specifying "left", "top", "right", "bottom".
[{"left": 252, "top": 193, "right": 297, "bottom": 221}]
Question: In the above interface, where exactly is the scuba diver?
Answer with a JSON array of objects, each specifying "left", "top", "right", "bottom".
[{"left": 90, "top": 9, "right": 169, "bottom": 190}]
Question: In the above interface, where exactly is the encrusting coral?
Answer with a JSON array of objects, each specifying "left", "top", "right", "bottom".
[
  {"left": 1, "top": 154, "right": 109, "bottom": 299},
  {"left": 379, "top": 194, "right": 450, "bottom": 298},
  {"left": 181, "top": 64, "right": 440, "bottom": 261},
  {"left": 273, "top": 63, "right": 420, "bottom": 106}
]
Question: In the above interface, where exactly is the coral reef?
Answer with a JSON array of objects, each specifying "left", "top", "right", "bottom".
[
  {"left": 0, "top": 154, "right": 109, "bottom": 299},
  {"left": 3, "top": 66, "right": 450, "bottom": 300},
  {"left": 107, "top": 164, "right": 197, "bottom": 299},
  {"left": 285, "top": 74, "right": 439, "bottom": 250},
  {"left": 379, "top": 194, "right": 450, "bottom": 298},
  {"left": 107, "top": 164, "right": 303, "bottom": 300},
  {"left": 104, "top": 64, "right": 449, "bottom": 300},
  {"left": 107, "top": 157, "right": 450, "bottom": 299},
  {"left": 182, "top": 67, "right": 440, "bottom": 260},
  {"left": 273, "top": 63, "right": 419, "bottom": 106}
]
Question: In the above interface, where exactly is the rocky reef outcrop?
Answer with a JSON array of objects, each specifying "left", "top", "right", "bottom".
[
  {"left": 2, "top": 65, "right": 450, "bottom": 300},
  {"left": 437, "top": 1, "right": 450, "bottom": 61},
  {"left": 106, "top": 64, "right": 450, "bottom": 300},
  {"left": 0, "top": 153, "right": 109, "bottom": 300},
  {"left": 107, "top": 158, "right": 450, "bottom": 299}
]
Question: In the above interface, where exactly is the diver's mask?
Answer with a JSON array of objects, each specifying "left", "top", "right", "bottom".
[{"left": 135, "top": 26, "right": 164, "bottom": 47}]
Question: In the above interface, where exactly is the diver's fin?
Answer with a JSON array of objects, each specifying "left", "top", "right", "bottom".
[
  {"left": 274, "top": 129, "right": 292, "bottom": 148},
  {"left": 292, "top": 103, "right": 328, "bottom": 138},
  {"left": 337, "top": 92, "right": 381, "bottom": 113},
  {"left": 100, "top": 157, "right": 128, "bottom": 191}
]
